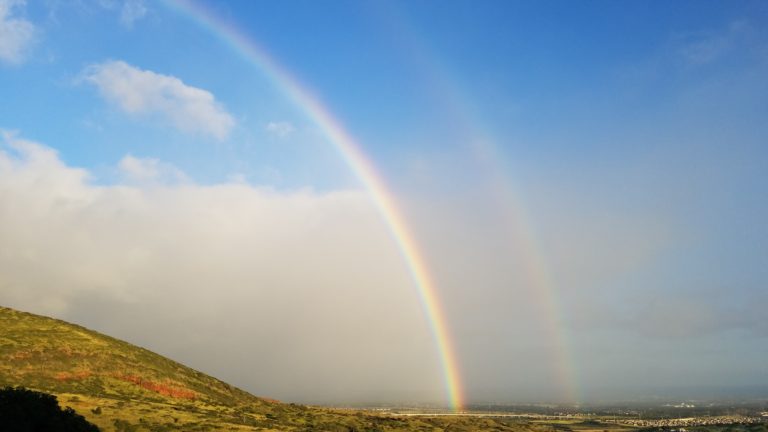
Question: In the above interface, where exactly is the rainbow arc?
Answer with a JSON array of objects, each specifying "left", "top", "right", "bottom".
[{"left": 163, "top": 0, "right": 464, "bottom": 410}]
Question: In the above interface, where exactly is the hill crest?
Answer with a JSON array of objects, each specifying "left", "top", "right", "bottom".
[{"left": 0, "top": 305, "right": 537, "bottom": 431}]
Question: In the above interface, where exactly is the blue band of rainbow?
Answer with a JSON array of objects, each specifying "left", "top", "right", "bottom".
[{"left": 163, "top": 0, "right": 464, "bottom": 410}]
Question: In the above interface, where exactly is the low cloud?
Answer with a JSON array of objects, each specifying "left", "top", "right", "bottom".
[
  {"left": 0, "top": 131, "right": 443, "bottom": 403},
  {"left": 82, "top": 60, "right": 235, "bottom": 140},
  {"left": 0, "top": 0, "right": 35, "bottom": 64},
  {"left": 3, "top": 116, "right": 766, "bottom": 403}
]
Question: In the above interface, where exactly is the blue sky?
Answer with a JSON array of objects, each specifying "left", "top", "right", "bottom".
[{"left": 1, "top": 0, "right": 767, "bottom": 405}]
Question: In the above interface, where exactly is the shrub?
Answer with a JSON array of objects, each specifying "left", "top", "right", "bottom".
[{"left": 0, "top": 386, "right": 100, "bottom": 431}]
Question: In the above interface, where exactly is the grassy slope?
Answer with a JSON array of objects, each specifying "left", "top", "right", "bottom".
[{"left": 0, "top": 305, "right": 546, "bottom": 431}]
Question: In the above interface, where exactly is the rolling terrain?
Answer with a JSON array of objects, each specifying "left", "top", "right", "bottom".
[{"left": 0, "top": 305, "right": 544, "bottom": 431}]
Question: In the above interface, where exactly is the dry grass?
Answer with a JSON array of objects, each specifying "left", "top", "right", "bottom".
[{"left": 0, "top": 305, "right": 629, "bottom": 431}]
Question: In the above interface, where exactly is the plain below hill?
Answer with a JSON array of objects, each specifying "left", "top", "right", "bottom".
[{"left": 0, "top": 305, "right": 542, "bottom": 431}]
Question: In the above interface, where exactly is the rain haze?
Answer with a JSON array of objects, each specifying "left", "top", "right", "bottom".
[{"left": 1, "top": 0, "right": 767, "bottom": 407}]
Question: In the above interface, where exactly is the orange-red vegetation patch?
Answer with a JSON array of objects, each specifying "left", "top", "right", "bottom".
[
  {"left": 115, "top": 374, "right": 197, "bottom": 400},
  {"left": 55, "top": 370, "right": 93, "bottom": 381}
]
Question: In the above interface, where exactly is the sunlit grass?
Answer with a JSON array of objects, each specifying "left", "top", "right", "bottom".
[{"left": 0, "top": 305, "right": 563, "bottom": 431}]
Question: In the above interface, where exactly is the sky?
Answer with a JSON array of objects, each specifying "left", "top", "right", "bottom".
[{"left": 1, "top": 0, "right": 767, "bottom": 407}]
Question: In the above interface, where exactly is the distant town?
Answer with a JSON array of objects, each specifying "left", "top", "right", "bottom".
[{"left": 338, "top": 399, "right": 768, "bottom": 430}]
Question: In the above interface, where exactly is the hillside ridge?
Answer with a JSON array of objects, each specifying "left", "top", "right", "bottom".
[
  {"left": 0, "top": 305, "right": 266, "bottom": 406},
  {"left": 0, "top": 305, "right": 538, "bottom": 431}
]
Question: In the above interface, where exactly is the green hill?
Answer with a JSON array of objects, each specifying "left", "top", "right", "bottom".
[{"left": 0, "top": 305, "right": 538, "bottom": 431}]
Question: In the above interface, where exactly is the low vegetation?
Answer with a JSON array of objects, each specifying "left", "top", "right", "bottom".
[
  {"left": 0, "top": 305, "right": 548, "bottom": 431},
  {"left": 3, "top": 305, "right": 764, "bottom": 431}
]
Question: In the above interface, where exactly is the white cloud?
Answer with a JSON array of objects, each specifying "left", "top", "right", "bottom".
[
  {"left": 119, "top": 0, "right": 146, "bottom": 28},
  {"left": 118, "top": 154, "right": 188, "bottom": 184},
  {"left": 2, "top": 129, "right": 766, "bottom": 403},
  {"left": 266, "top": 121, "right": 295, "bottom": 138},
  {"left": 0, "top": 0, "right": 36, "bottom": 64},
  {"left": 0, "top": 131, "right": 443, "bottom": 402},
  {"left": 82, "top": 60, "right": 235, "bottom": 140}
]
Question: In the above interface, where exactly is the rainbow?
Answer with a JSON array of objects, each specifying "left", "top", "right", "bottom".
[
  {"left": 161, "top": 0, "right": 464, "bottom": 410},
  {"left": 374, "top": 6, "right": 580, "bottom": 403}
]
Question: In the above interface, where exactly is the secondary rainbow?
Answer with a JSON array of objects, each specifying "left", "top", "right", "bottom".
[
  {"left": 424, "top": 71, "right": 582, "bottom": 404},
  {"left": 162, "top": 0, "right": 464, "bottom": 410},
  {"left": 374, "top": 8, "right": 580, "bottom": 403}
]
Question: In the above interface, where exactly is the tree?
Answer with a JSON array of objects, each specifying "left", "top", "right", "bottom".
[{"left": 0, "top": 387, "right": 100, "bottom": 432}]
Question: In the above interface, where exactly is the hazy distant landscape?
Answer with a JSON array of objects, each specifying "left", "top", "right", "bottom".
[
  {"left": 2, "top": 305, "right": 767, "bottom": 431},
  {"left": 1, "top": 0, "right": 767, "bottom": 430}
]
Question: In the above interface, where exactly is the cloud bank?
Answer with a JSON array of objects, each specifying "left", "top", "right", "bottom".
[
  {"left": 0, "top": 131, "right": 443, "bottom": 403},
  {"left": 82, "top": 61, "right": 235, "bottom": 140},
  {"left": 0, "top": 0, "right": 35, "bottom": 64}
]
